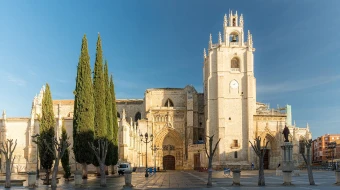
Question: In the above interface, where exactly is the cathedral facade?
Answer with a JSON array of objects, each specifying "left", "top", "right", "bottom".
[{"left": 0, "top": 11, "right": 312, "bottom": 173}]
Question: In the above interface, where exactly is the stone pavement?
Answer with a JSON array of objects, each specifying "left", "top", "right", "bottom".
[{"left": 1, "top": 170, "right": 340, "bottom": 189}]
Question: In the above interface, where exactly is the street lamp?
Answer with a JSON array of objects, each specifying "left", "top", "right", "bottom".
[
  {"left": 151, "top": 145, "right": 159, "bottom": 170},
  {"left": 140, "top": 132, "right": 153, "bottom": 177}
]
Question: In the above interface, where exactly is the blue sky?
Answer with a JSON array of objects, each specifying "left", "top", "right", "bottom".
[{"left": 1, "top": 0, "right": 340, "bottom": 138}]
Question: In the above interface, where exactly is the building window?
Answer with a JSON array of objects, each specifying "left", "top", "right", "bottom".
[
  {"left": 117, "top": 112, "right": 120, "bottom": 118},
  {"left": 234, "top": 151, "right": 238, "bottom": 158},
  {"left": 231, "top": 57, "right": 240, "bottom": 68},
  {"left": 134, "top": 112, "right": 141, "bottom": 122},
  {"left": 164, "top": 99, "right": 174, "bottom": 107},
  {"left": 231, "top": 140, "right": 239, "bottom": 148}
]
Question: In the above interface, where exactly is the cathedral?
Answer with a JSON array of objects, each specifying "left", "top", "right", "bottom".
[{"left": 0, "top": 11, "right": 312, "bottom": 173}]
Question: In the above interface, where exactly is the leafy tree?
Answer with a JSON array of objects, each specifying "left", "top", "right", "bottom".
[
  {"left": 93, "top": 33, "right": 107, "bottom": 139},
  {"left": 110, "top": 74, "right": 119, "bottom": 168},
  {"left": 61, "top": 122, "right": 71, "bottom": 180},
  {"left": 93, "top": 33, "right": 107, "bottom": 168},
  {"left": 104, "top": 61, "right": 114, "bottom": 168},
  {"left": 39, "top": 83, "right": 55, "bottom": 185},
  {"left": 73, "top": 34, "right": 95, "bottom": 179}
]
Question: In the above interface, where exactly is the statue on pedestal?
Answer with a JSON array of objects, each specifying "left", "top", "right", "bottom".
[{"left": 282, "top": 125, "right": 290, "bottom": 142}]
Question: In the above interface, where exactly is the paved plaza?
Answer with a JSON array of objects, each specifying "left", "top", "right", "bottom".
[{"left": 1, "top": 170, "right": 339, "bottom": 189}]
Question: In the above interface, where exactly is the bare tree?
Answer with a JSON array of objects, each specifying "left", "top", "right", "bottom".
[
  {"left": 300, "top": 139, "right": 315, "bottom": 185},
  {"left": 204, "top": 135, "right": 221, "bottom": 187},
  {"left": 0, "top": 139, "right": 17, "bottom": 188},
  {"left": 44, "top": 137, "right": 70, "bottom": 188},
  {"left": 89, "top": 138, "right": 108, "bottom": 187},
  {"left": 249, "top": 136, "right": 269, "bottom": 186}
]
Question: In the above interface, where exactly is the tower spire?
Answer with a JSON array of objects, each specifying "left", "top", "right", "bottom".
[
  {"left": 203, "top": 48, "right": 207, "bottom": 60},
  {"left": 218, "top": 32, "right": 222, "bottom": 45},
  {"left": 240, "top": 14, "right": 244, "bottom": 27},
  {"left": 224, "top": 14, "right": 227, "bottom": 27},
  {"left": 209, "top": 33, "right": 212, "bottom": 49},
  {"left": 2, "top": 110, "right": 6, "bottom": 120}
]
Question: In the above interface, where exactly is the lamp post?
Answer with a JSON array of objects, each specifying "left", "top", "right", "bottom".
[
  {"left": 151, "top": 145, "right": 159, "bottom": 170},
  {"left": 140, "top": 132, "right": 153, "bottom": 177}
]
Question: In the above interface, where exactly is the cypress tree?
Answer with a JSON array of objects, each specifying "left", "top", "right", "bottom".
[
  {"left": 61, "top": 121, "right": 71, "bottom": 180},
  {"left": 39, "top": 83, "right": 55, "bottom": 184},
  {"left": 104, "top": 61, "right": 114, "bottom": 167},
  {"left": 73, "top": 34, "right": 95, "bottom": 179},
  {"left": 110, "top": 75, "right": 119, "bottom": 166},
  {"left": 93, "top": 33, "right": 107, "bottom": 168},
  {"left": 93, "top": 33, "right": 107, "bottom": 139}
]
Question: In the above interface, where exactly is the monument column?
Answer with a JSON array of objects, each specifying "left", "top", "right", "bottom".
[{"left": 281, "top": 125, "right": 293, "bottom": 186}]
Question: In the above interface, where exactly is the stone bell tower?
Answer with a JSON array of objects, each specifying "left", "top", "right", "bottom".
[{"left": 203, "top": 11, "right": 256, "bottom": 167}]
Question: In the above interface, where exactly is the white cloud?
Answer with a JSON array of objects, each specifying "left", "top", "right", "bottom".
[
  {"left": 257, "top": 75, "right": 340, "bottom": 94},
  {"left": 6, "top": 73, "right": 26, "bottom": 86},
  {"left": 56, "top": 79, "right": 69, "bottom": 84}
]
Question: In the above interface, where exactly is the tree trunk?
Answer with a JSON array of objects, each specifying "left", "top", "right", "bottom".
[
  {"left": 306, "top": 164, "right": 315, "bottom": 185},
  {"left": 111, "top": 165, "right": 115, "bottom": 174},
  {"left": 82, "top": 163, "right": 88, "bottom": 179},
  {"left": 100, "top": 163, "right": 106, "bottom": 187},
  {"left": 51, "top": 158, "right": 60, "bottom": 188},
  {"left": 258, "top": 155, "right": 265, "bottom": 186},
  {"left": 45, "top": 169, "right": 50, "bottom": 185},
  {"left": 302, "top": 153, "right": 315, "bottom": 185},
  {"left": 96, "top": 167, "right": 101, "bottom": 176},
  {"left": 5, "top": 159, "right": 11, "bottom": 188},
  {"left": 207, "top": 157, "right": 213, "bottom": 187}
]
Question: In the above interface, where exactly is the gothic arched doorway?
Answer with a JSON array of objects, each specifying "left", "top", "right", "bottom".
[{"left": 163, "top": 155, "right": 175, "bottom": 170}]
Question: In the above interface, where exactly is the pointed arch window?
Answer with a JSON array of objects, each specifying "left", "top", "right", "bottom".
[
  {"left": 135, "top": 112, "right": 141, "bottom": 122},
  {"left": 117, "top": 112, "right": 120, "bottom": 118},
  {"left": 231, "top": 57, "right": 240, "bottom": 70},
  {"left": 164, "top": 99, "right": 174, "bottom": 107}
]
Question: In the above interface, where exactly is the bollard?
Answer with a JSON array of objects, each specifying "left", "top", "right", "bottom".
[
  {"left": 232, "top": 169, "right": 241, "bottom": 186},
  {"left": 27, "top": 171, "right": 37, "bottom": 188},
  {"left": 335, "top": 170, "right": 340, "bottom": 185},
  {"left": 74, "top": 170, "right": 82, "bottom": 186},
  {"left": 124, "top": 170, "right": 133, "bottom": 187}
]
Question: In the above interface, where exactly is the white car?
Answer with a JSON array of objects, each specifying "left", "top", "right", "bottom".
[{"left": 118, "top": 163, "right": 131, "bottom": 175}]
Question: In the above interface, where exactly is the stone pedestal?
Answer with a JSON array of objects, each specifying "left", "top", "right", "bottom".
[
  {"left": 74, "top": 170, "right": 82, "bottom": 186},
  {"left": 232, "top": 169, "right": 241, "bottom": 186},
  {"left": 124, "top": 170, "right": 133, "bottom": 187},
  {"left": 335, "top": 170, "right": 340, "bottom": 185},
  {"left": 281, "top": 142, "right": 293, "bottom": 186},
  {"left": 27, "top": 172, "right": 37, "bottom": 188},
  {"left": 283, "top": 172, "right": 292, "bottom": 186}
]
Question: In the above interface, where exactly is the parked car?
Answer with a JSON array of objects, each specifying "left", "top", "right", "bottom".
[{"left": 118, "top": 163, "right": 131, "bottom": 175}]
